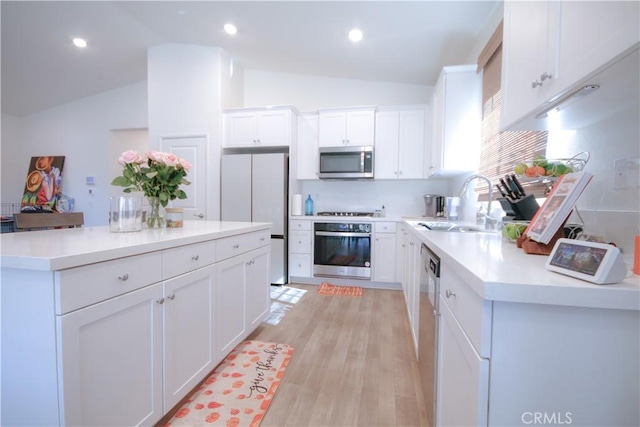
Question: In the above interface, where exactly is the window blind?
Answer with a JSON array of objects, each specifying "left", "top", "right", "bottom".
[{"left": 476, "top": 23, "right": 549, "bottom": 199}]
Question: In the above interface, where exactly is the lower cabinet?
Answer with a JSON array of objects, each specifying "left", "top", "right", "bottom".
[
  {"left": 216, "top": 246, "right": 270, "bottom": 362},
  {"left": 163, "top": 265, "right": 216, "bottom": 411},
  {"left": 245, "top": 247, "right": 270, "bottom": 331},
  {"left": 57, "top": 283, "right": 164, "bottom": 427},
  {"left": 438, "top": 297, "right": 489, "bottom": 427},
  {"left": 288, "top": 219, "right": 313, "bottom": 278},
  {"left": 1, "top": 228, "right": 271, "bottom": 427},
  {"left": 401, "top": 227, "right": 420, "bottom": 355},
  {"left": 373, "top": 222, "right": 398, "bottom": 283}
]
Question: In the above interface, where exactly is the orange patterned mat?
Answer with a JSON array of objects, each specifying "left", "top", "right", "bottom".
[
  {"left": 318, "top": 282, "right": 364, "bottom": 296},
  {"left": 165, "top": 341, "right": 293, "bottom": 427}
]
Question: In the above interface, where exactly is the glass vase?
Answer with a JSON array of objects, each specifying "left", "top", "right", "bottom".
[{"left": 146, "top": 196, "right": 165, "bottom": 228}]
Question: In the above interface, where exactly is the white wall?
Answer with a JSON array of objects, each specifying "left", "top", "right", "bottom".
[
  {"left": 0, "top": 114, "right": 24, "bottom": 204},
  {"left": 0, "top": 82, "right": 148, "bottom": 226},
  {"left": 244, "top": 70, "right": 433, "bottom": 111},
  {"left": 546, "top": 104, "right": 640, "bottom": 256}
]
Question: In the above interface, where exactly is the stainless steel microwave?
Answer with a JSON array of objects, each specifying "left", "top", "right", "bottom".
[{"left": 318, "top": 146, "right": 374, "bottom": 179}]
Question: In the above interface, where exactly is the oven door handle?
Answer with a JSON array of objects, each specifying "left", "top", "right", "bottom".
[{"left": 315, "top": 231, "right": 371, "bottom": 238}]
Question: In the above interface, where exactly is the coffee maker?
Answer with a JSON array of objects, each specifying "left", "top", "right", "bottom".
[{"left": 423, "top": 194, "right": 445, "bottom": 218}]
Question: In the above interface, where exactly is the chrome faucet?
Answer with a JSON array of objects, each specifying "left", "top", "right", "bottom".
[{"left": 458, "top": 174, "right": 497, "bottom": 230}]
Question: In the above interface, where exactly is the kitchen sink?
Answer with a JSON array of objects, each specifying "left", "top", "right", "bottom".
[{"left": 415, "top": 222, "right": 494, "bottom": 233}]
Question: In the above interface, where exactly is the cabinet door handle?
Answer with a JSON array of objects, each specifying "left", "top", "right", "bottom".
[
  {"left": 192, "top": 255, "right": 200, "bottom": 261},
  {"left": 445, "top": 289, "right": 456, "bottom": 298},
  {"left": 531, "top": 79, "right": 543, "bottom": 88},
  {"left": 166, "top": 294, "right": 176, "bottom": 300},
  {"left": 194, "top": 213, "right": 204, "bottom": 219},
  {"left": 540, "top": 72, "right": 552, "bottom": 82},
  {"left": 118, "top": 273, "right": 129, "bottom": 281},
  {"left": 156, "top": 297, "right": 165, "bottom": 304},
  {"left": 233, "top": 244, "right": 240, "bottom": 249},
  {"left": 260, "top": 237, "right": 266, "bottom": 241}
]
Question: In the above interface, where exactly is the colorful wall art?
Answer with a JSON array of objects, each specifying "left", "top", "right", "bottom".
[{"left": 21, "top": 156, "right": 65, "bottom": 212}]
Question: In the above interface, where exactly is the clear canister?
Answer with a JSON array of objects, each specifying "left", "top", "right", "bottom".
[{"left": 165, "top": 207, "right": 184, "bottom": 228}]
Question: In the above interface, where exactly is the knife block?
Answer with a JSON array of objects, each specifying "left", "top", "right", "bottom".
[{"left": 498, "top": 194, "right": 540, "bottom": 221}]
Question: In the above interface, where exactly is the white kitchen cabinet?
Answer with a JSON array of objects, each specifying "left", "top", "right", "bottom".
[
  {"left": 401, "top": 226, "right": 420, "bottom": 355},
  {"left": 1, "top": 224, "right": 272, "bottom": 427},
  {"left": 162, "top": 264, "right": 216, "bottom": 411},
  {"left": 375, "top": 106, "right": 429, "bottom": 179},
  {"left": 216, "top": 242, "right": 270, "bottom": 362},
  {"left": 429, "top": 65, "right": 481, "bottom": 177},
  {"left": 223, "top": 107, "right": 295, "bottom": 148},
  {"left": 245, "top": 246, "right": 270, "bottom": 331},
  {"left": 373, "top": 221, "right": 398, "bottom": 283},
  {"left": 288, "top": 219, "right": 313, "bottom": 278},
  {"left": 501, "top": 0, "right": 640, "bottom": 131},
  {"left": 438, "top": 297, "right": 489, "bottom": 427},
  {"left": 296, "top": 113, "right": 319, "bottom": 180},
  {"left": 57, "top": 283, "right": 164, "bottom": 427},
  {"left": 318, "top": 108, "right": 375, "bottom": 147}
]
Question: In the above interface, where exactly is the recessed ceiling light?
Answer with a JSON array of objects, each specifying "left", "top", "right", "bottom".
[
  {"left": 348, "top": 29, "right": 363, "bottom": 42},
  {"left": 72, "top": 38, "right": 87, "bottom": 48},
  {"left": 224, "top": 23, "right": 237, "bottom": 35}
]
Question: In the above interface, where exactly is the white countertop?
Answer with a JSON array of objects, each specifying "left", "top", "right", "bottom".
[
  {"left": 403, "top": 219, "right": 640, "bottom": 311},
  {"left": 0, "top": 221, "right": 271, "bottom": 271}
]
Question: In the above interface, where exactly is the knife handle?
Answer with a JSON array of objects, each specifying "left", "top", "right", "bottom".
[{"left": 510, "top": 174, "right": 527, "bottom": 196}]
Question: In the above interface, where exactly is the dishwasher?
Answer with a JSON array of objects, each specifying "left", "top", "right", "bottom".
[{"left": 418, "top": 243, "right": 440, "bottom": 427}]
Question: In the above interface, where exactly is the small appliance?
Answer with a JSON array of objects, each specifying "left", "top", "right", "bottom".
[
  {"left": 318, "top": 146, "right": 374, "bottom": 179},
  {"left": 423, "top": 194, "right": 445, "bottom": 218}
]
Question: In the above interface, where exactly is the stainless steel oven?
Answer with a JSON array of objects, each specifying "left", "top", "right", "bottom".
[{"left": 313, "top": 222, "right": 372, "bottom": 279}]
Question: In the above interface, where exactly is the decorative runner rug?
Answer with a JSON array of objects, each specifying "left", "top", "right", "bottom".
[
  {"left": 318, "top": 282, "right": 364, "bottom": 296},
  {"left": 165, "top": 340, "right": 294, "bottom": 427}
]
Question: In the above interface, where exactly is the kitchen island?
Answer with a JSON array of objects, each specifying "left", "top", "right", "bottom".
[
  {"left": 402, "top": 220, "right": 639, "bottom": 427},
  {"left": 1, "top": 221, "right": 272, "bottom": 427}
]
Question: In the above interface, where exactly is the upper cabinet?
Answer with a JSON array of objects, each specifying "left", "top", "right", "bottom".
[
  {"left": 502, "top": 1, "right": 640, "bottom": 131},
  {"left": 223, "top": 106, "right": 296, "bottom": 148},
  {"left": 375, "top": 106, "right": 429, "bottom": 179},
  {"left": 318, "top": 107, "right": 375, "bottom": 147},
  {"left": 296, "top": 113, "right": 319, "bottom": 180},
  {"left": 429, "top": 65, "right": 482, "bottom": 177}
]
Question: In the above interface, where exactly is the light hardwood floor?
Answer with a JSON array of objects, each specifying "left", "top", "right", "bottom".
[{"left": 249, "top": 284, "right": 428, "bottom": 427}]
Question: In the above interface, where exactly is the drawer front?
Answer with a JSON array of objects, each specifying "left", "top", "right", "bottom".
[
  {"left": 375, "top": 221, "right": 397, "bottom": 233},
  {"left": 290, "top": 219, "right": 312, "bottom": 231},
  {"left": 440, "top": 265, "right": 492, "bottom": 358},
  {"left": 245, "top": 229, "right": 270, "bottom": 249},
  {"left": 289, "top": 253, "right": 311, "bottom": 277},
  {"left": 290, "top": 230, "right": 312, "bottom": 253},
  {"left": 162, "top": 240, "right": 217, "bottom": 279},
  {"left": 55, "top": 252, "right": 163, "bottom": 314}
]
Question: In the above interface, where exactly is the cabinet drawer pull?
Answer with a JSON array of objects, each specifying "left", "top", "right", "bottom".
[
  {"left": 233, "top": 244, "right": 240, "bottom": 249},
  {"left": 192, "top": 255, "right": 200, "bottom": 261},
  {"left": 445, "top": 289, "right": 456, "bottom": 298},
  {"left": 167, "top": 294, "right": 176, "bottom": 300},
  {"left": 260, "top": 237, "right": 266, "bottom": 241},
  {"left": 118, "top": 273, "right": 129, "bottom": 282},
  {"left": 156, "top": 297, "right": 165, "bottom": 304}
]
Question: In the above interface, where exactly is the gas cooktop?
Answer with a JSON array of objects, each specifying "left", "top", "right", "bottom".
[{"left": 317, "top": 211, "right": 374, "bottom": 217}]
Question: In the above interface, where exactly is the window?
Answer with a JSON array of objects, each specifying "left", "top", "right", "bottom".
[{"left": 476, "top": 22, "right": 549, "bottom": 198}]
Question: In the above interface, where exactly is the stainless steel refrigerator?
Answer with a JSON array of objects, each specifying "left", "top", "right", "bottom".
[{"left": 221, "top": 153, "right": 288, "bottom": 285}]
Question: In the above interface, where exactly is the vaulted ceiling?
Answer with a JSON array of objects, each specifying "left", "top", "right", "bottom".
[{"left": 1, "top": 1, "right": 500, "bottom": 116}]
